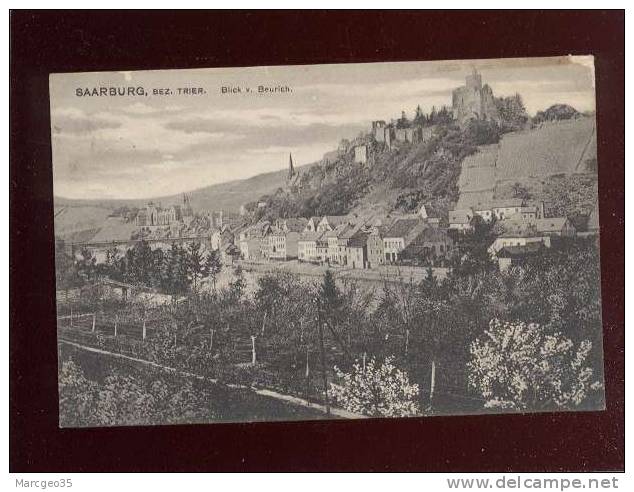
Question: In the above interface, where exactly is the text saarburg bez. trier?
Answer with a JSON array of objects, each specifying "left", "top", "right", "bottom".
[{"left": 75, "top": 87, "right": 207, "bottom": 96}]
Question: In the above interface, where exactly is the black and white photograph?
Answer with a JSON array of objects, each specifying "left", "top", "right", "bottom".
[{"left": 50, "top": 56, "right": 605, "bottom": 427}]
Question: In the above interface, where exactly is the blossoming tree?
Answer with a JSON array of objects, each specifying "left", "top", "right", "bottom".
[
  {"left": 468, "top": 319, "right": 602, "bottom": 411},
  {"left": 330, "top": 356, "right": 420, "bottom": 417}
]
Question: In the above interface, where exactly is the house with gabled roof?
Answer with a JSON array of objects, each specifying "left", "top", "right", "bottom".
[
  {"left": 304, "top": 216, "right": 322, "bottom": 232},
  {"left": 448, "top": 208, "right": 474, "bottom": 232},
  {"left": 238, "top": 221, "right": 271, "bottom": 260},
  {"left": 400, "top": 226, "right": 454, "bottom": 266},
  {"left": 346, "top": 232, "right": 371, "bottom": 269},
  {"left": 323, "top": 224, "right": 348, "bottom": 264},
  {"left": 298, "top": 231, "right": 324, "bottom": 263},
  {"left": 488, "top": 228, "right": 552, "bottom": 257},
  {"left": 490, "top": 198, "right": 526, "bottom": 220},
  {"left": 383, "top": 218, "right": 428, "bottom": 263},
  {"left": 267, "top": 218, "right": 309, "bottom": 261},
  {"left": 501, "top": 216, "right": 576, "bottom": 238},
  {"left": 366, "top": 225, "right": 387, "bottom": 268},
  {"left": 496, "top": 243, "right": 545, "bottom": 271},
  {"left": 317, "top": 215, "right": 350, "bottom": 232},
  {"left": 534, "top": 217, "right": 576, "bottom": 237}
]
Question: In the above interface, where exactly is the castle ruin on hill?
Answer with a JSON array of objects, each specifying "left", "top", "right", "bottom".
[
  {"left": 451, "top": 68, "right": 500, "bottom": 124},
  {"left": 368, "top": 68, "right": 500, "bottom": 151}
]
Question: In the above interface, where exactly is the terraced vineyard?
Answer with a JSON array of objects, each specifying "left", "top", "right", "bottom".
[
  {"left": 495, "top": 118, "right": 596, "bottom": 180},
  {"left": 456, "top": 144, "right": 498, "bottom": 209},
  {"left": 456, "top": 117, "right": 597, "bottom": 210}
]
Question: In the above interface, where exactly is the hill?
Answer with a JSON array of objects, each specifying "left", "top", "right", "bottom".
[
  {"left": 54, "top": 114, "right": 598, "bottom": 242},
  {"left": 55, "top": 163, "right": 313, "bottom": 212},
  {"left": 54, "top": 163, "right": 315, "bottom": 239}
]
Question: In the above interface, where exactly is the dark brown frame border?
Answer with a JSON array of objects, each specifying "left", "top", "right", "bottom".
[{"left": 10, "top": 10, "right": 624, "bottom": 472}]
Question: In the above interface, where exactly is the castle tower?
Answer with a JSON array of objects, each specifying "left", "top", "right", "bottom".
[{"left": 465, "top": 67, "right": 482, "bottom": 91}]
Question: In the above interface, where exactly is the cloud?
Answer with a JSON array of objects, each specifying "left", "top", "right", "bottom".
[{"left": 51, "top": 107, "right": 122, "bottom": 135}]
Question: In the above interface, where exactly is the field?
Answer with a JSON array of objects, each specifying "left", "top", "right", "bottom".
[{"left": 53, "top": 205, "right": 113, "bottom": 238}]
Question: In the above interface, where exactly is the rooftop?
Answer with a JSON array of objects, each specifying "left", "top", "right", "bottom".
[
  {"left": 385, "top": 218, "right": 427, "bottom": 241},
  {"left": 449, "top": 209, "right": 473, "bottom": 224}
]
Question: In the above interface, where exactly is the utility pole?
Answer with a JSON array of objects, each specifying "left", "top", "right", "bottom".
[
  {"left": 429, "top": 360, "right": 436, "bottom": 410},
  {"left": 305, "top": 343, "right": 311, "bottom": 404},
  {"left": 251, "top": 335, "right": 257, "bottom": 365},
  {"left": 405, "top": 328, "right": 410, "bottom": 356},
  {"left": 317, "top": 312, "right": 330, "bottom": 415},
  {"left": 261, "top": 311, "right": 267, "bottom": 337}
]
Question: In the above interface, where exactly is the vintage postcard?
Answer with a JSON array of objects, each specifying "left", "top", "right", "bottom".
[{"left": 51, "top": 56, "right": 604, "bottom": 427}]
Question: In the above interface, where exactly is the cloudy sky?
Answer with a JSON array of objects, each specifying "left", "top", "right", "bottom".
[{"left": 50, "top": 55, "right": 595, "bottom": 200}]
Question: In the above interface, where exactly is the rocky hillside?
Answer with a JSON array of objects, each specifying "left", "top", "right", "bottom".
[{"left": 247, "top": 118, "right": 502, "bottom": 223}]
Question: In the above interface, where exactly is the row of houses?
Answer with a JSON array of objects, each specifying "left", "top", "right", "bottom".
[
  {"left": 232, "top": 213, "right": 455, "bottom": 269},
  {"left": 448, "top": 198, "right": 547, "bottom": 232},
  {"left": 487, "top": 216, "right": 579, "bottom": 271},
  {"left": 209, "top": 200, "right": 597, "bottom": 272},
  {"left": 448, "top": 198, "right": 598, "bottom": 270}
]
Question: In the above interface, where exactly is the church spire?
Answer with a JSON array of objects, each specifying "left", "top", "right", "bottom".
[{"left": 288, "top": 153, "right": 295, "bottom": 178}]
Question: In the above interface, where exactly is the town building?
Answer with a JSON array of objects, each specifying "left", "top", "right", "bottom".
[
  {"left": 238, "top": 221, "right": 271, "bottom": 260},
  {"left": 304, "top": 216, "right": 322, "bottom": 232},
  {"left": 496, "top": 243, "right": 545, "bottom": 271},
  {"left": 210, "top": 225, "right": 235, "bottom": 251},
  {"left": 534, "top": 217, "right": 576, "bottom": 237},
  {"left": 399, "top": 226, "right": 454, "bottom": 265},
  {"left": 337, "top": 223, "right": 365, "bottom": 266},
  {"left": 346, "top": 232, "right": 371, "bottom": 269},
  {"left": 382, "top": 218, "right": 428, "bottom": 263},
  {"left": 134, "top": 194, "right": 194, "bottom": 228},
  {"left": 366, "top": 227, "right": 386, "bottom": 268},
  {"left": 219, "top": 243, "right": 240, "bottom": 266},
  {"left": 323, "top": 224, "right": 348, "bottom": 264},
  {"left": 501, "top": 217, "right": 576, "bottom": 238},
  {"left": 449, "top": 209, "right": 474, "bottom": 232},
  {"left": 488, "top": 232, "right": 552, "bottom": 257},
  {"left": 490, "top": 198, "right": 527, "bottom": 221},
  {"left": 267, "top": 218, "right": 308, "bottom": 261},
  {"left": 298, "top": 231, "right": 324, "bottom": 263},
  {"left": 317, "top": 215, "right": 350, "bottom": 233},
  {"left": 135, "top": 202, "right": 182, "bottom": 227}
]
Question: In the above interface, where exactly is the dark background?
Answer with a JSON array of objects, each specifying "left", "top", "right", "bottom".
[{"left": 10, "top": 10, "right": 624, "bottom": 472}]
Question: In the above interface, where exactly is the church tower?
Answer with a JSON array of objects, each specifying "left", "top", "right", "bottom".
[
  {"left": 286, "top": 153, "right": 299, "bottom": 190},
  {"left": 288, "top": 153, "right": 295, "bottom": 179}
]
